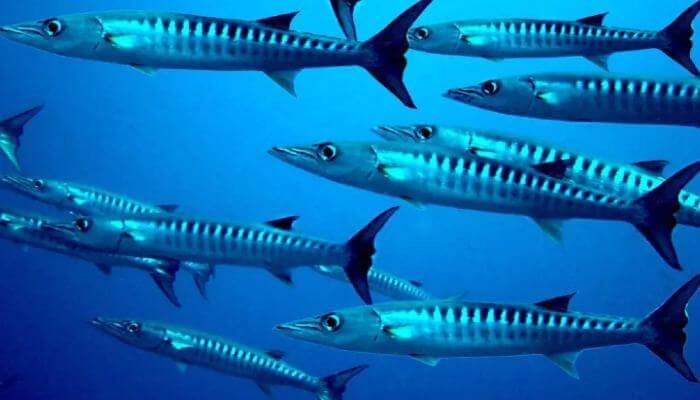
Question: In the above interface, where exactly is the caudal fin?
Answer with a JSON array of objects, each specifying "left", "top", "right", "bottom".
[
  {"left": 0, "top": 105, "right": 43, "bottom": 171},
  {"left": 345, "top": 207, "right": 400, "bottom": 304},
  {"left": 331, "top": 0, "right": 360, "bottom": 40},
  {"left": 318, "top": 365, "right": 368, "bottom": 400},
  {"left": 363, "top": 0, "right": 432, "bottom": 108},
  {"left": 633, "top": 162, "right": 700, "bottom": 270},
  {"left": 643, "top": 275, "right": 700, "bottom": 382},
  {"left": 660, "top": 0, "right": 700, "bottom": 76}
]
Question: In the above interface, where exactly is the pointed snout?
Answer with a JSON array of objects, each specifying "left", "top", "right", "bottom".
[
  {"left": 90, "top": 317, "right": 125, "bottom": 336},
  {"left": 0, "top": 175, "right": 36, "bottom": 192},
  {"left": 275, "top": 318, "right": 321, "bottom": 336},
  {"left": 268, "top": 146, "right": 316, "bottom": 163},
  {"left": 0, "top": 23, "right": 43, "bottom": 38},
  {"left": 444, "top": 87, "right": 481, "bottom": 103}
]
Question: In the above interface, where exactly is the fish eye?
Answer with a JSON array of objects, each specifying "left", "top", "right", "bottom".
[
  {"left": 317, "top": 144, "right": 338, "bottom": 162},
  {"left": 43, "top": 19, "right": 64, "bottom": 37},
  {"left": 416, "top": 126, "right": 434, "bottom": 140},
  {"left": 126, "top": 322, "right": 141, "bottom": 334},
  {"left": 413, "top": 27, "right": 431, "bottom": 40},
  {"left": 321, "top": 314, "right": 342, "bottom": 332},
  {"left": 75, "top": 218, "right": 91, "bottom": 233},
  {"left": 481, "top": 80, "right": 500, "bottom": 96},
  {"left": 33, "top": 179, "right": 45, "bottom": 190}
]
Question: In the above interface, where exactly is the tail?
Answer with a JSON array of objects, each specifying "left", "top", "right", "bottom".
[
  {"left": 632, "top": 161, "right": 700, "bottom": 270},
  {"left": 660, "top": 0, "right": 700, "bottom": 76},
  {"left": 345, "top": 207, "right": 400, "bottom": 304},
  {"left": 0, "top": 105, "right": 43, "bottom": 171},
  {"left": 331, "top": 0, "right": 360, "bottom": 40},
  {"left": 642, "top": 275, "right": 700, "bottom": 382},
  {"left": 317, "top": 365, "right": 368, "bottom": 400},
  {"left": 151, "top": 263, "right": 181, "bottom": 308},
  {"left": 363, "top": 0, "right": 432, "bottom": 108}
]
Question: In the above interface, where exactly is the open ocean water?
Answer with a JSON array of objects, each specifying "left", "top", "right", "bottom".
[{"left": 0, "top": 0, "right": 698, "bottom": 399}]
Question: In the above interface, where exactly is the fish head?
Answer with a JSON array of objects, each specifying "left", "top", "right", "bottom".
[
  {"left": 91, "top": 318, "right": 166, "bottom": 350},
  {"left": 373, "top": 124, "right": 474, "bottom": 149},
  {"left": 408, "top": 23, "right": 463, "bottom": 54},
  {"left": 276, "top": 306, "right": 382, "bottom": 351},
  {"left": 0, "top": 13, "right": 104, "bottom": 56},
  {"left": 40, "top": 216, "right": 125, "bottom": 251},
  {"left": 269, "top": 142, "right": 379, "bottom": 186},
  {"left": 445, "top": 76, "right": 536, "bottom": 115},
  {"left": 0, "top": 175, "right": 74, "bottom": 205}
]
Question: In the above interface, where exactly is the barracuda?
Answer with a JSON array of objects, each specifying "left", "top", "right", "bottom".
[
  {"left": 91, "top": 318, "right": 367, "bottom": 400},
  {"left": 270, "top": 141, "right": 700, "bottom": 270},
  {"left": 0, "top": 1, "right": 432, "bottom": 108},
  {"left": 1, "top": 175, "right": 178, "bottom": 216},
  {"left": 408, "top": 1, "right": 700, "bottom": 75},
  {"left": 375, "top": 124, "right": 700, "bottom": 229},
  {"left": 0, "top": 106, "right": 43, "bottom": 171},
  {"left": 446, "top": 74, "right": 700, "bottom": 127},
  {"left": 278, "top": 275, "right": 700, "bottom": 382},
  {"left": 312, "top": 265, "right": 432, "bottom": 300},
  {"left": 41, "top": 208, "right": 400, "bottom": 304},
  {"left": 0, "top": 208, "right": 213, "bottom": 307}
]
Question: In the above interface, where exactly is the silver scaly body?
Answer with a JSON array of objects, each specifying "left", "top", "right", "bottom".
[{"left": 313, "top": 265, "right": 432, "bottom": 300}]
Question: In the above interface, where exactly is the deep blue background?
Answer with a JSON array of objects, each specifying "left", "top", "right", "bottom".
[{"left": 0, "top": 0, "right": 699, "bottom": 399}]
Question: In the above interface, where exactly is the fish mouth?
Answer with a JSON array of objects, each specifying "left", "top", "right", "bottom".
[
  {"left": 0, "top": 24, "right": 43, "bottom": 38},
  {"left": 275, "top": 320, "right": 321, "bottom": 334},
  {"left": 268, "top": 146, "right": 317, "bottom": 162},
  {"left": 444, "top": 87, "right": 482, "bottom": 103},
  {"left": 90, "top": 317, "right": 127, "bottom": 336},
  {"left": 0, "top": 175, "right": 39, "bottom": 193}
]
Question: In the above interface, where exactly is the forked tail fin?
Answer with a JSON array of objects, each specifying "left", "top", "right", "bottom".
[
  {"left": 0, "top": 105, "right": 43, "bottom": 171},
  {"left": 642, "top": 275, "right": 700, "bottom": 382},
  {"left": 363, "top": 0, "right": 432, "bottom": 108},
  {"left": 345, "top": 207, "right": 400, "bottom": 304},
  {"left": 660, "top": 0, "right": 700, "bottom": 76},
  {"left": 317, "top": 365, "right": 368, "bottom": 400}
]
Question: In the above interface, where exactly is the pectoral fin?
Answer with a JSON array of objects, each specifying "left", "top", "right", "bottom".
[
  {"left": 535, "top": 91, "right": 560, "bottom": 104},
  {"left": 104, "top": 34, "right": 139, "bottom": 49},
  {"left": 532, "top": 218, "right": 566, "bottom": 242},
  {"left": 378, "top": 164, "right": 412, "bottom": 182},
  {"left": 265, "top": 70, "right": 301, "bottom": 96},
  {"left": 171, "top": 341, "right": 194, "bottom": 351},
  {"left": 545, "top": 352, "right": 582, "bottom": 379},
  {"left": 382, "top": 325, "right": 414, "bottom": 339},
  {"left": 584, "top": 55, "right": 610, "bottom": 71},
  {"left": 409, "top": 355, "right": 441, "bottom": 366}
]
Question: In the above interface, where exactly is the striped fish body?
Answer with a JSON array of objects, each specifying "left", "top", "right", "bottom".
[
  {"left": 366, "top": 142, "right": 636, "bottom": 222},
  {"left": 77, "top": 11, "right": 371, "bottom": 71},
  {"left": 440, "top": 19, "right": 659, "bottom": 59},
  {"left": 402, "top": 127, "right": 700, "bottom": 227},
  {"left": 365, "top": 300, "right": 646, "bottom": 357},
  {"left": 157, "top": 327, "right": 321, "bottom": 393},
  {"left": 78, "top": 217, "right": 350, "bottom": 272},
  {"left": 313, "top": 265, "right": 431, "bottom": 300}
]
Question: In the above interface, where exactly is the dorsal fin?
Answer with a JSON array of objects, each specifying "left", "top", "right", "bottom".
[
  {"left": 577, "top": 13, "right": 608, "bottom": 26},
  {"left": 266, "top": 216, "right": 299, "bottom": 230},
  {"left": 633, "top": 160, "right": 670, "bottom": 176},
  {"left": 535, "top": 293, "right": 576, "bottom": 312},
  {"left": 257, "top": 12, "right": 299, "bottom": 30},
  {"left": 157, "top": 204, "right": 179, "bottom": 213},
  {"left": 409, "top": 280, "right": 423, "bottom": 287},
  {"left": 531, "top": 159, "right": 575, "bottom": 179},
  {"left": 266, "top": 350, "right": 287, "bottom": 360}
]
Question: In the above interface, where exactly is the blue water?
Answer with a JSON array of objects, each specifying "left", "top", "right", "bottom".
[{"left": 0, "top": 0, "right": 699, "bottom": 398}]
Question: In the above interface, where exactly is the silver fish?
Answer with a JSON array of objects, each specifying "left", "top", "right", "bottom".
[
  {"left": 445, "top": 74, "right": 700, "bottom": 127},
  {"left": 408, "top": 1, "right": 700, "bottom": 75},
  {"left": 1, "top": 175, "right": 178, "bottom": 216},
  {"left": 375, "top": 124, "right": 700, "bottom": 228},
  {"left": 91, "top": 318, "right": 367, "bottom": 400},
  {"left": 270, "top": 141, "right": 700, "bottom": 270},
  {"left": 41, "top": 208, "right": 400, "bottom": 304},
  {"left": 313, "top": 265, "right": 431, "bottom": 300},
  {"left": 0, "top": 1, "right": 432, "bottom": 108},
  {"left": 0, "top": 208, "right": 213, "bottom": 307},
  {"left": 278, "top": 275, "right": 700, "bottom": 382},
  {"left": 0, "top": 106, "right": 43, "bottom": 171}
]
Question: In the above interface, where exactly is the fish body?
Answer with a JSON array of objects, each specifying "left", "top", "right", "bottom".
[
  {"left": 270, "top": 141, "right": 700, "bottom": 269},
  {"left": 313, "top": 265, "right": 431, "bottom": 300},
  {"left": 0, "top": 106, "right": 43, "bottom": 171},
  {"left": 0, "top": 1, "right": 434, "bottom": 107},
  {"left": 91, "top": 318, "right": 367, "bottom": 400},
  {"left": 1, "top": 175, "right": 178, "bottom": 216},
  {"left": 446, "top": 74, "right": 700, "bottom": 127},
  {"left": 42, "top": 208, "right": 400, "bottom": 304},
  {"left": 375, "top": 125, "right": 700, "bottom": 227},
  {"left": 408, "top": 1, "right": 700, "bottom": 75},
  {"left": 278, "top": 276, "right": 700, "bottom": 382}
]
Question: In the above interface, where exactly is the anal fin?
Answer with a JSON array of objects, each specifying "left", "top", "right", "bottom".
[
  {"left": 584, "top": 55, "right": 610, "bottom": 71},
  {"left": 265, "top": 70, "right": 301, "bottom": 96},
  {"left": 545, "top": 352, "right": 582, "bottom": 379},
  {"left": 532, "top": 218, "right": 565, "bottom": 242}
]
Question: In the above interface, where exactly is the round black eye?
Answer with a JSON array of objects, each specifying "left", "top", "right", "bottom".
[
  {"left": 414, "top": 27, "right": 431, "bottom": 40},
  {"left": 33, "top": 180, "right": 44, "bottom": 189},
  {"left": 417, "top": 126, "right": 433, "bottom": 140},
  {"left": 126, "top": 323, "right": 141, "bottom": 333},
  {"left": 482, "top": 80, "right": 500, "bottom": 96},
  {"left": 75, "top": 218, "right": 91, "bottom": 232},
  {"left": 322, "top": 314, "right": 342, "bottom": 332},
  {"left": 318, "top": 144, "right": 338, "bottom": 161},
  {"left": 43, "top": 19, "right": 63, "bottom": 36}
]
